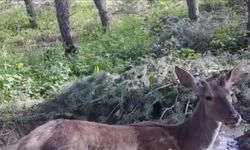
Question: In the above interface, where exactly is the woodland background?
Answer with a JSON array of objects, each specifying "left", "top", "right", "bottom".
[{"left": 0, "top": 0, "right": 250, "bottom": 148}]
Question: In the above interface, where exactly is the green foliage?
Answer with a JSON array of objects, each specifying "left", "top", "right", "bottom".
[
  {"left": 0, "top": 31, "right": 10, "bottom": 43},
  {"left": 211, "top": 25, "right": 247, "bottom": 53},
  {"left": 148, "top": 0, "right": 187, "bottom": 18},
  {"left": 200, "top": 0, "right": 226, "bottom": 11},
  {"left": 4, "top": 35, "right": 25, "bottom": 47},
  {"left": 0, "top": 13, "right": 154, "bottom": 103},
  {"left": 0, "top": 62, "right": 34, "bottom": 103},
  {"left": 82, "top": 16, "right": 154, "bottom": 74},
  {"left": 0, "top": 7, "right": 57, "bottom": 52},
  {"left": 0, "top": 8, "right": 28, "bottom": 33},
  {"left": 0, "top": 0, "right": 247, "bottom": 107},
  {"left": 70, "top": 0, "right": 99, "bottom": 36},
  {"left": 149, "top": 75, "right": 157, "bottom": 85},
  {"left": 174, "top": 48, "right": 199, "bottom": 59},
  {"left": 36, "top": 9, "right": 57, "bottom": 32},
  {"left": 38, "top": 72, "right": 183, "bottom": 124},
  {"left": 142, "top": 0, "right": 187, "bottom": 37},
  {"left": 23, "top": 47, "right": 73, "bottom": 96}
]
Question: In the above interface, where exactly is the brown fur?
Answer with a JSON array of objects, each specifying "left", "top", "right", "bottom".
[{"left": 18, "top": 119, "right": 180, "bottom": 150}]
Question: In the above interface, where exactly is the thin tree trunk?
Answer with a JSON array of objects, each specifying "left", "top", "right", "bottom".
[
  {"left": 24, "top": 0, "right": 37, "bottom": 28},
  {"left": 247, "top": 0, "right": 250, "bottom": 49},
  {"left": 54, "top": 0, "right": 77, "bottom": 57},
  {"left": 93, "top": 0, "right": 109, "bottom": 32},
  {"left": 186, "top": 0, "right": 199, "bottom": 21}
]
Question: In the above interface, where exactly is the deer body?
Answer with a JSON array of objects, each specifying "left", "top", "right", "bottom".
[
  {"left": 134, "top": 100, "right": 222, "bottom": 150},
  {"left": 17, "top": 63, "right": 249, "bottom": 150},
  {"left": 171, "top": 101, "right": 222, "bottom": 150},
  {"left": 17, "top": 119, "right": 180, "bottom": 150}
]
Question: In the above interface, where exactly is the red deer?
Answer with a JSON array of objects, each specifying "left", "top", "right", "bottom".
[{"left": 17, "top": 63, "right": 249, "bottom": 150}]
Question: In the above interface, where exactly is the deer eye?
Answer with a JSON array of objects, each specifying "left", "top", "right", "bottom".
[
  {"left": 230, "top": 93, "right": 234, "bottom": 97},
  {"left": 205, "top": 96, "right": 212, "bottom": 101}
]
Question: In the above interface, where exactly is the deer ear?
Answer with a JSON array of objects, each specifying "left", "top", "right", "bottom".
[
  {"left": 175, "top": 66, "right": 197, "bottom": 88},
  {"left": 221, "top": 62, "right": 250, "bottom": 88}
]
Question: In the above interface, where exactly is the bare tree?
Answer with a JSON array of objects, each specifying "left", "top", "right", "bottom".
[
  {"left": 93, "top": 0, "right": 109, "bottom": 32},
  {"left": 55, "top": 0, "right": 77, "bottom": 57},
  {"left": 186, "top": 0, "right": 199, "bottom": 21},
  {"left": 247, "top": 0, "right": 250, "bottom": 48},
  {"left": 24, "top": 0, "right": 37, "bottom": 28}
]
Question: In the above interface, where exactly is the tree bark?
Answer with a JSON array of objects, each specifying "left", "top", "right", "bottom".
[
  {"left": 93, "top": 0, "right": 109, "bottom": 32},
  {"left": 54, "top": 0, "right": 77, "bottom": 57},
  {"left": 247, "top": 0, "right": 250, "bottom": 49},
  {"left": 24, "top": 0, "right": 37, "bottom": 28},
  {"left": 186, "top": 0, "right": 199, "bottom": 21}
]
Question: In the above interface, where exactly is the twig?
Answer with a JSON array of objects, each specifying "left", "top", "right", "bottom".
[
  {"left": 145, "top": 83, "right": 173, "bottom": 97},
  {"left": 14, "top": 120, "right": 24, "bottom": 138},
  {"left": 111, "top": 81, "right": 120, "bottom": 89},
  {"left": 85, "top": 96, "right": 105, "bottom": 104},
  {"left": 0, "top": 122, "right": 6, "bottom": 136},
  {"left": 160, "top": 105, "right": 175, "bottom": 121},
  {"left": 185, "top": 100, "right": 190, "bottom": 115},
  {"left": 160, "top": 93, "right": 179, "bottom": 121},
  {"left": 105, "top": 103, "right": 120, "bottom": 123},
  {"left": 0, "top": 122, "right": 14, "bottom": 137}
]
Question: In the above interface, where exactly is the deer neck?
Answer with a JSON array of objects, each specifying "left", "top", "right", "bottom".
[{"left": 168, "top": 100, "right": 222, "bottom": 150}]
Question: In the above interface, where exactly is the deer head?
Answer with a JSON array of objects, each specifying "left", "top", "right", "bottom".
[{"left": 175, "top": 63, "right": 249, "bottom": 126}]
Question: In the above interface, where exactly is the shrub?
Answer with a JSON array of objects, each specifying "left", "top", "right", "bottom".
[
  {"left": 152, "top": 12, "right": 228, "bottom": 55},
  {"left": 0, "top": 8, "right": 28, "bottom": 33},
  {"left": 174, "top": 48, "right": 199, "bottom": 59},
  {"left": 200, "top": 0, "right": 227, "bottom": 11},
  {"left": 148, "top": 0, "right": 187, "bottom": 18},
  {"left": 0, "top": 31, "right": 10, "bottom": 43},
  {"left": 211, "top": 25, "right": 247, "bottom": 54},
  {"left": 81, "top": 16, "right": 154, "bottom": 74},
  {"left": 0, "top": 63, "right": 34, "bottom": 103}
]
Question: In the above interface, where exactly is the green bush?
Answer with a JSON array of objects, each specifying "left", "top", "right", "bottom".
[
  {"left": 174, "top": 48, "right": 199, "bottom": 59},
  {"left": 24, "top": 47, "right": 72, "bottom": 91},
  {"left": 0, "top": 31, "right": 10, "bottom": 43},
  {"left": 211, "top": 25, "right": 247, "bottom": 54},
  {"left": 200, "top": 0, "right": 226, "bottom": 11},
  {"left": 0, "top": 2, "right": 157, "bottom": 103},
  {"left": 81, "top": 16, "right": 154, "bottom": 74},
  {"left": 0, "top": 8, "right": 28, "bottom": 33},
  {"left": 148, "top": 0, "right": 187, "bottom": 18},
  {"left": 0, "top": 62, "right": 34, "bottom": 103},
  {"left": 0, "top": 0, "right": 247, "bottom": 105}
]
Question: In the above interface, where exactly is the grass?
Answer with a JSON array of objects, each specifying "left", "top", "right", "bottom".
[
  {"left": 0, "top": 0, "right": 156, "bottom": 103},
  {"left": 0, "top": 0, "right": 247, "bottom": 104}
]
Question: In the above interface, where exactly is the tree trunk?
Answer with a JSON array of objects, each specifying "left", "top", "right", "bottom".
[
  {"left": 24, "top": 0, "right": 37, "bottom": 28},
  {"left": 54, "top": 0, "right": 77, "bottom": 57},
  {"left": 93, "top": 0, "right": 109, "bottom": 32},
  {"left": 247, "top": 0, "right": 250, "bottom": 49},
  {"left": 186, "top": 0, "right": 199, "bottom": 21}
]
